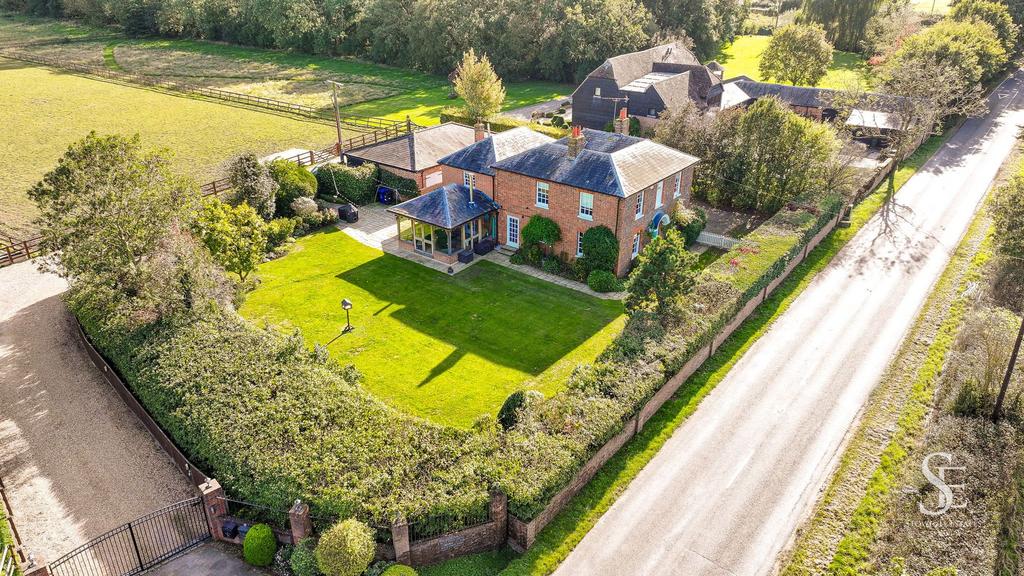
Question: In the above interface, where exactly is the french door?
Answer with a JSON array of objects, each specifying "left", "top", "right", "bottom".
[
  {"left": 413, "top": 221, "right": 433, "bottom": 254},
  {"left": 507, "top": 216, "right": 520, "bottom": 248}
]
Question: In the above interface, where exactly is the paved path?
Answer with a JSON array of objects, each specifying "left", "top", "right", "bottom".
[
  {"left": 147, "top": 542, "right": 268, "bottom": 576},
  {"left": 0, "top": 261, "right": 194, "bottom": 563},
  {"left": 555, "top": 72, "right": 1024, "bottom": 576}
]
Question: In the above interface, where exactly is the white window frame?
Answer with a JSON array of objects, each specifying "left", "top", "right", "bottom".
[
  {"left": 536, "top": 182, "right": 550, "bottom": 209},
  {"left": 579, "top": 192, "right": 594, "bottom": 221},
  {"left": 674, "top": 173, "right": 682, "bottom": 198},
  {"left": 634, "top": 191, "right": 644, "bottom": 220},
  {"left": 463, "top": 171, "right": 475, "bottom": 188},
  {"left": 655, "top": 181, "right": 664, "bottom": 208},
  {"left": 576, "top": 231, "right": 584, "bottom": 257},
  {"left": 632, "top": 233, "right": 641, "bottom": 257}
]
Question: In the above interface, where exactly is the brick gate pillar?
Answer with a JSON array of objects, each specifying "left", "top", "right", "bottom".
[
  {"left": 199, "top": 479, "right": 227, "bottom": 541},
  {"left": 289, "top": 500, "right": 313, "bottom": 544},
  {"left": 391, "top": 517, "right": 411, "bottom": 565},
  {"left": 489, "top": 491, "right": 508, "bottom": 548}
]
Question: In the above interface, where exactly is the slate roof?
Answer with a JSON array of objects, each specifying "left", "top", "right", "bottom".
[
  {"left": 492, "top": 129, "right": 699, "bottom": 198},
  {"left": 720, "top": 78, "right": 909, "bottom": 113},
  {"left": 345, "top": 123, "right": 477, "bottom": 172},
  {"left": 438, "top": 127, "right": 555, "bottom": 177},
  {"left": 388, "top": 184, "right": 499, "bottom": 229},
  {"left": 589, "top": 43, "right": 702, "bottom": 87}
]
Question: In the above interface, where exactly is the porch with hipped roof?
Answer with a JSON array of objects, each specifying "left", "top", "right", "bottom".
[{"left": 387, "top": 184, "right": 500, "bottom": 266}]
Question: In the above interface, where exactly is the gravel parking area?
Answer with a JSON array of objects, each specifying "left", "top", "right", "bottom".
[{"left": 0, "top": 260, "right": 194, "bottom": 563}]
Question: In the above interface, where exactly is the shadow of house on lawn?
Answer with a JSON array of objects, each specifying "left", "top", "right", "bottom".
[{"left": 335, "top": 248, "right": 622, "bottom": 388}]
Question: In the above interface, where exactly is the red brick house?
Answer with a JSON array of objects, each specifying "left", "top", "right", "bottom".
[
  {"left": 391, "top": 123, "right": 698, "bottom": 276},
  {"left": 489, "top": 126, "right": 698, "bottom": 276}
]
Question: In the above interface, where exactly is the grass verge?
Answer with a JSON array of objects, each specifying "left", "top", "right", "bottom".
[{"left": 420, "top": 133, "right": 952, "bottom": 576}]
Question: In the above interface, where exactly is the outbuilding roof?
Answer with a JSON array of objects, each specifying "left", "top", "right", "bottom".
[
  {"left": 492, "top": 129, "right": 699, "bottom": 198},
  {"left": 345, "top": 123, "right": 477, "bottom": 172},
  {"left": 438, "top": 127, "right": 555, "bottom": 177},
  {"left": 387, "top": 184, "right": 499, "bottom": 229}
]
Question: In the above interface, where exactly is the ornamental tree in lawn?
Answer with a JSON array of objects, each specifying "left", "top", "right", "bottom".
[
  {"left": 453, "top": 49, "right": 506, "bottom": 123},
  {"left": 193, "top": 198, "right": 268, "bottom": 282},
  {"left": 624, "top": 228, "right": 697, "bottom": 321},
  {"left": 759, "top": 24, "right": 834, "bottom": 87}
]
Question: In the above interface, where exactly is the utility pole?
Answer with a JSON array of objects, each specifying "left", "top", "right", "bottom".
[
  {"left": 326, "top": 80, "right": 344, "bottom": 156},
  {"left": 993, "top": 315, "right": 1024, "bottom": 422}
]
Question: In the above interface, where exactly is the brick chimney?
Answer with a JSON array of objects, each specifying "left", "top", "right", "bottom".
[
  {"left": 567, "top": 125, "right": 586, "bottom": 158},
  {"left": 474, "top": 122, "right": 487, "bottom": 142},
  {"left": 613, "top": 107, "right": 629, "bottom": 135}
]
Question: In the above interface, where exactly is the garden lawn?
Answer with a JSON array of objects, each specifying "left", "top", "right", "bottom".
[
  {"left": 0, "top": 57, "right": 337, "bottom": 236},
  {"left": 714, "top": 35, "right": 872, "bottom": 89},
  {"left": 239, "top": 229, "right": 624, "bottom": 428}
]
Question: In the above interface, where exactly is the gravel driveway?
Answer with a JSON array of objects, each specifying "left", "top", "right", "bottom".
[{"left": 0, "top": 260, "right": 194, "bottom": 563}]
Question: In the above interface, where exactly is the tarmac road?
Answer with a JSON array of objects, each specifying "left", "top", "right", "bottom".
[{"left": 554, "top": 70, "right": 1024, "bottom": 576}]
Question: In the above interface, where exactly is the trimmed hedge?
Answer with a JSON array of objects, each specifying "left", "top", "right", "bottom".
[
  {"left": 498, "top": 192, "right": 843, "bottom": 519},
  {"left": 440, "top": 107, "right": 568, "bottom": 139},
  {"left": 376, "top": 168, "right": 420, "bottom": 200},
  {"left": 74, "top": 306, "right": 494, "bottom": 527},
  {"left": 315, "top": 163, "right": 376, "bottom": 205}
]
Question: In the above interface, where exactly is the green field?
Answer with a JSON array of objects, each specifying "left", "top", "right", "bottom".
[
  {"left": 0, "top": 59, "right": 338, "bottom": 236},
  {"left": 239, "top": 229, "right": 625, "bottom": 428},
  {"left": 714, "top": 35, "right": 872, "bottom": 89}
]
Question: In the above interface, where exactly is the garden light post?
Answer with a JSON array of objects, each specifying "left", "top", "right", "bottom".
[{"left": 341, "top": 298, "right": 354, "bottom": 334}]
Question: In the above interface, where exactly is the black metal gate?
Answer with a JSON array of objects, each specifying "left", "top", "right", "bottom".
[{"left": 49, "top": 498, "right": 210, "bottom": 576}]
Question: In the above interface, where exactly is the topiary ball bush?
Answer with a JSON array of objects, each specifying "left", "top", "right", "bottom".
[
  {"left": 315, "top": 519, "right": 375, "bottom": 576},
  {"left": 521, "top": 215, "right": 561, "bottom": 248},
  {"left": 290, "top": 537, "right": 322, "bottom": 576},
  {"left": 498, "top": 390, "right": 527, "bottom": 430},
  {"left": 382, "top": 566, "right": 418, "bottom": 576},
  {"left": 587, "top": 269, "right": 623, "bottom": 293},
  {"left": 243, "top": 523, "right": 277, "bottom": 567}
]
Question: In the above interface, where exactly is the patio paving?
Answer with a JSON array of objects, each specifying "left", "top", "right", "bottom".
[{"left": 336, "top": 204, "right": 623, "bottom": 299}]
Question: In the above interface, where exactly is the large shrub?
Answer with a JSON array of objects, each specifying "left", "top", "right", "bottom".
[
  {"left": 315, "top": 520, "right": 375, "bottom": 576},
  {"left": 268, "top": 160, "right": 317, "bottom": 217},
  {"left": 243, "top": 523, "right": 277, "bottom": 567},
  {"left": 498, "top": 390, "right": 527, "bottom": 430},
  {"left": 290, "top": 537, "right": 322, "bottom": 576},
  {"left": 315, "top": 163, "right": 376, "bottom": 205},
  {"left": 521, "top": 215, "right": 561, "bottom": 251},
  {"left": 673, "top": 206, "right": 707, "bottom": 247},
  {"left": 587, "top": 269, "right": 623, "bottom": 293},
  {"left": 578, "top": 226, "right": 619, "bottom": 274}
]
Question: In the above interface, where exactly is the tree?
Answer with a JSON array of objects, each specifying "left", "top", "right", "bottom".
[
  {"left": 991, "top": 172, "right": 1024, "bottom": 260},
  {"left": 27, "top": 132, "right": 216, "bottom": 324},
  {"left": 640, "top": 0, "right": 742, "bottom": 58},
  {"left": 799, "top": 0, "right": 884, "bottom": 52},
  {"left": 862, "top": 0, "right": 918, "bottom": 57},
  {"left": 315, "top": 519, "right": 375, "bottom": 576},
  {"left": 453, "top": 49, "right": 506, "bottom": 122},
  {"left": 656, "top": 97, "right": 844, "bottom": 213},
  {"left": 888, "top": 19, "right": 1007, "bottom": 87},
  {"left": 624, "top": 229, "right": 697, "bottom": 320},
  {"left": 951, "top": 0, "right": 1019, "bottom": 56},
  {"left": 193, "top": 198, "right": 268, "bottom": 282},
  {"left": 579, "top": 226, "right": 620, "bottom": 274},
  {"left": 229, "top": 152, "right": 278, "bottom": 220},
  {"left": 759, "top": 24, "right": 834, "bottom": 86}
]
